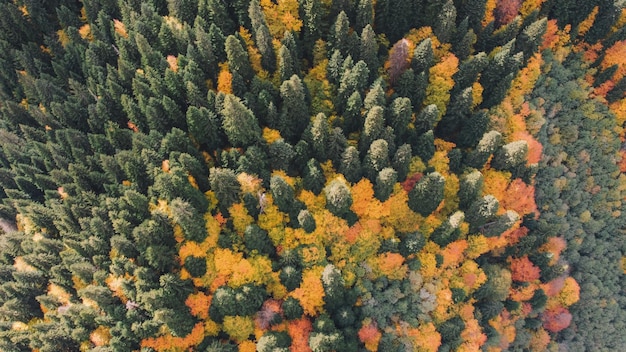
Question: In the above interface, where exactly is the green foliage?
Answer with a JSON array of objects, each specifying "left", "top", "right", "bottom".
[
  {"left": 210, "top": 167, "right": 242, "bottom": 211},
  {"left": 466, "top": 195, "right": 500, "bottom": 233},
  {"left": 408, "top": 172, "right": 445, "bottom": 216},
  {"left": 282, "top": 296, "right": 304, "bottom": 320},
  {"left": 374, "top": 167, "right": 397, "bottom": 201},
  {"left": 339, "top": 146, "right": 363, "bottom": 184},
  {"left": 0, "top": 1, "right": 617, "bottom": 350},
  {"left": 184, "top": 256, "right": 207, "bottom": 277},
  {"left": 298, "top": 209, "right": 317, "bottom": 233},
  {"left": 324, "top": 178, "right": 353, "bottom": 217},
  {"left": 399, "top": 231, "right": 426, "bottom": 256},
  {"left": 221, "top": 94, "right": 262, "bottom": 147},
  {"left": 244, "top": 224, "right": 275, "bottom": 257},
  {"left": 270, "top": 175, "right": 295, "bottom": 212}
]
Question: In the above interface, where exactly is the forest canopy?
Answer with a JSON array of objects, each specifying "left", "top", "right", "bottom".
[{"left": 0, "top": 0, "right": 624, "bottom": 351}]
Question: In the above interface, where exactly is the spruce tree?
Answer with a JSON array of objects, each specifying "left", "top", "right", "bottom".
[
  {"left": 279, "top": 75, "right": 309, "bottom": 142},
  {"left": 225, "top": 34, "right": 253, "bottom": 82},
  {"left": 221, "top": 94, "right": 262, "bottom": 147},
  {"left": 408, "top": 172, "right": 445, "bottom": 216},
  {"left": 248, "top": 0, "right": 276, "bottom": 72}
]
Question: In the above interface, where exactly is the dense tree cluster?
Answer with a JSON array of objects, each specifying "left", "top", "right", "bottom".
[{"left": 0, "top": 0, "right": 623, "bottom": 351}]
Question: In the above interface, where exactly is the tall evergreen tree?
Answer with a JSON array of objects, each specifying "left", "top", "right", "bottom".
[
  {"left": 279, "top": 75, "right": 309, "bottom": 142},
  {"left": 225, "top": 34, "right": 254, "bottom": 82},
  {"left": 248, "top": 0, "right": 276, "bottom": 72},
  {"left": 221, "top": 94, "right": 261, "bottom": 147}
]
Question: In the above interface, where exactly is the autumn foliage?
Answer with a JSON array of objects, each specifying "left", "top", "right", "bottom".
[{"left": 1, "top": 0, "right": 604, "bottom": 351}]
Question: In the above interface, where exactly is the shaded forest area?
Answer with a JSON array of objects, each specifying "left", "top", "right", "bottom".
[{"left": 0, "top": 0, "right": 623, "bottom": 351}]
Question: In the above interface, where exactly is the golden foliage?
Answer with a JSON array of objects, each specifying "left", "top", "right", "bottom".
[
  {"left": 214, "top": 248, "right": 244, "bottom": 278},
  {"left": 459, "top": 260, "right": 487, "bottom": 291},
  {"left": 472, "top": 81, "right": 484, "bottom": 108},
  {"left": 509, "top": 53, "right": 543, "bottom": 107},
  {"left": 601, "top": 40, "right": 626, "bottom": 83},
  {"left": 370, "top": 252, "right": 407, "bottom": 280},
  {"left": 185, "top": 292, "right": 211, "bottom": 319},
  {"left": 217, "top": 62, "right": 233, "bottom": 94},
  {"left": 239, "top": 27, "right": 265, "bottom": 75},
  {"left": 577, "top": 6, "right": 599, "bottom": 38},
  {"left": 113, "top": 19, "right": 128, "bottom": 38},
  {"left": 418, "top": 250, "right": 439, "bottom": 279},
  {"left": 223, "top": 316, "right": 255, "bottom": 343},
  {"left": 260, "top": 0, "right": 302, "bottom": 39},
  {"left": 262, "top": 127, "right": 282, "bottom": 144},
  {"left": 405, "top": 27, "right": 451, "bottom": 60},
  {"left": 204, "top": 212, "right": 221, "bottom": 247},
  {"left": 433, "top": 288, "right": 453, "bottom": 321},
  {"left": 290, "top": 267, "right": 325, "bottom": 316},
  {"left": 238, "top": 340, "right": 256, "bottom": 352},
  {"left": 300, "top": 245, "right": 326, "bottom": 266},
  {"left": 57, "top": 29, "right": 70, "bottom": 47},
  {"left": 78, "top": 24, "right": 93, "bottom": 41},
  {"left": 166, "top": 55, "right": 178, "bottom": 73},
  {"left": 140, "top": 322, "right": 205, "bottom": 350},
  {"left": 258, "top": 197, "right": 287, "bottom": 244},
  {"left": 424, "top": 54, "right": 459, "bottom": 119},
  {"left": 402, "top": 322, "right": 442, "bottom": 352},
  {"left": 105, "top": 275, "right": 128, "bottom": 304},
  {"left": 380, "top": 190, "right": 420, "bottom": 233},
  {"left": 350, "top": 179, "right": 384, "bottom": 219},
  {"left": 552, "top": 277, "right": 580, "bottom": 308},
  {"left": 90, "top": 326, "right": 112, "bottom": 347},
  {"left": 483, "top": 0, "right": 497, "bottom": 27},
  {"left": 519, "top": 0, "right": 547, "bottom": 18},
  {"left": 230, "top": 203, "right": 254, "bottom": 234},
  {"left": 482, "top": 168, "right": 510, "bottom": 207}
]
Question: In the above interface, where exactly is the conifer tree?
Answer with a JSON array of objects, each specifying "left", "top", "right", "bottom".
[
  {"left": 412, "top": 38, "right": 434, "bottom": 74},
  {"left": 209, "top": 167, "right": 241, "bottom": 212},
  {"left": 375, "top": 167, "right": 397, "bottom": 201},
  {"left": 408, "top": 172, "right": 445, "bottom": 216},
  {"left": 389, "top": 97, "right": 412, "bottom": 140},
  {"left": 465, "top": 130, "right": 502, "bottom": 169},
  {"left": 270, "top": 174, "right": 295, "bottom": 213},
  {"left": 303, "top": 158, "right": 325, "bottom": 195},
  {"left": 278, "top": 45, "right": 295, "bottom": 82},
  {"left": 221, "top": 94, "right": 262, "bottom": 147},
  {"left": 359, "top": 24, "right": 379, "bottom": 83},
  {"left": 324, "top": 178, "right": 353, "bottom": 217},
  {"left": 360, "top": 106, "right": 385, "bottom": 153},
  {"left": 306, "top": 113, "right": 330, "bottom": 161},
  {"left": 225, "top": 35, "right": 254, "bottom": 82},
  {"left": 330, "top": 11, "right": 351, "bottom": 56},
  {"left": 459, "top": 170, "right": 484, "bottom": 210},
  {"left": 434, "top": 0, "right": 457, "bottom": 43},
  {"left": 363, "top": 80, "right": 386, "bottom": 111},
  {"left": 248, "top": 0, "right": 276, "bottom": 72},
  {"left": 207, "top": 0, "right": 236, "bottom": 35},
  {"left": 279, "top": 75, "right": 309, "bottom": 142},
  {"left": 339, "top": 146, "right": 363, "bottom": 184},
  {"left": 466, "top": 195, "right": 500, "bottom": 233},
  {"left": 269, "top": 139, "right": 295, "bottom": 171},
  {"left": 356, "top": 0, "right": 374, "bottom": 32}
]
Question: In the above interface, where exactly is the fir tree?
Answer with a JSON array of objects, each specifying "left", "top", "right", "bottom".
[{"left": 221, "top": 94, "right": 262, "bottom": 147}]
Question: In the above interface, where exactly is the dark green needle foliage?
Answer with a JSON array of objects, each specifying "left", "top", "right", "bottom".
[{"left": 0, "top": 1, "right": 622, "bottom": 351}]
